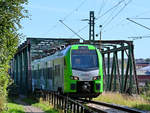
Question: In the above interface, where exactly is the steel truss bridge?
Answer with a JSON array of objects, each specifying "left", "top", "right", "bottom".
[{"left": 10, "top": 38, "right": 139, "bottom": 95}]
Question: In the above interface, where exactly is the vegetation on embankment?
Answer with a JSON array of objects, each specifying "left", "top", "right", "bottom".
[
  {"left": 2, "top": 97, "right": 60, "bottom": 113},
  {"left": 0, "top": 0, "right": 28, "bottom": 111},
  {"left": 94, "top": 92, "right": 150, "bottom": 111},
  {"left": 1, "top": 99, "right": 25, "bottom": 113},
  {"left": 22, "top": 97, "right": 60, "bottom": 113},
  {"left": 1, "top": 103, "right": 25, "bottom": 113}
]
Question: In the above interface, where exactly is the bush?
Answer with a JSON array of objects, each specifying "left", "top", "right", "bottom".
[
  {"left": 0, "top": 69, "right": 10, "bottom": 111},
  {"left": 141, "top": 83, "right": 150, "bottom": 101},
  {"left": 0, "top": 96, "right": 6, "bottom": 111},
  {"left": 0, "top": 0, "right": 28, "bottom": 111}
]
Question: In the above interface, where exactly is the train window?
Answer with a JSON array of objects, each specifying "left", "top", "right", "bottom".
[
  {"left": 35, "top": 70, "right": 37, "bottom": 79},
  {"left": 43, "top": 68, "right": 46, "bottom": 79},
  {"left": 32, "top": 70, "right": 34, "bottom": 79},
  {"left": 37, "top": 64, "right": 40, "bottom": 79},
  {"left": 34, "top": 70, "right": 36, "bottom": 79},
  {"left": 48, "top": 67, "right": 52, "bottom": 79},
  {"left": 44, "top": 68, "right": 47, "bottom": 79},
  {"left": 55, "top": 65, "right": 60, "bottom": 76},
  {"left": 39, "top": 69, "right": 42, "bottom": 79},
  {"left": 71, "top": 50, "right": 98, "bottom": 71}
]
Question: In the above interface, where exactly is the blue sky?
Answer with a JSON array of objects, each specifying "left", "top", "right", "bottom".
[{"left": 20, "top": 0, "right": 150, "bottom": 58}]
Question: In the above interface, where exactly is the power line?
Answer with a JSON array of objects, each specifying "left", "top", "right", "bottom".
[
  {"left": 59, "top": 20, "right": 85, "bottom": 41},
  {"left": 127, "top": 18, "right": 150, "bottom": 31},
  {"left": 128, "top": 35, "right": 150, "bottom": 40},
  {"left": 39, "top": 23, "right": 58, "bottom": 36},
  {"left": 61, "top": 0, "right": 128, "bottom": 38},
  {"left": 62, "top": 0, "right": 88, "bottom": 21},
  {"left": 128, "top": 18, "right": 150, "bottom": 19},
  {"left": 101, "top": 0, "right": 125, "bottom": 26},
  {"left": 40, "top": 0, "right": 88, "bottom": 37},
  {"left": 102, "top": 0, "right": 132, "bottom": 30},
  {"left": 97, "top": 0, "right": 107, "bottom": 16},
  {"left": 74, "top": 0, "right": 126, "bottom": 37},
  {"left": 96, "top": 0, "right": 126, "bottom": 20},
  {"left": 69, "top": 25, "right": 88, "bottom": 38}
]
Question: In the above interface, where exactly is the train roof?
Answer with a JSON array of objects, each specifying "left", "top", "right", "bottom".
[
  {"left": 32, "top": 45, "right": 71, "bottom": 64},
  {"left": 32, "top": 44, "right": 96, "bottom": 64}
]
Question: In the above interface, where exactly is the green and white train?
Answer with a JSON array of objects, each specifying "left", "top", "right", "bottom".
[{"left": 31, "top": 44, "right": 103, "bottom": 98}]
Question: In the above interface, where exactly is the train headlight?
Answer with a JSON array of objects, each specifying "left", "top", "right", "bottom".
[
  {"left": 93, "top": 76, "right": 101, "bottom": 80},
  {"left": 70, "top": 76, "right": 79, "bottom": 80}
]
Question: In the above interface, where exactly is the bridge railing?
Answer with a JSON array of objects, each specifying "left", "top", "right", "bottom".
[{"left": 35, "top": 91, "right": 94, "bottom": 113}]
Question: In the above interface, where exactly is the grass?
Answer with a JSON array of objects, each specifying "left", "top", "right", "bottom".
[
  {"left": 22, "top": 97, "right": 60, "bottom": 113},
  {"left": 1, "top": 102, "right": 25, "bottom": 113},
  {"left": 1, "top": 97, "right": 60, "bottom": 113},
  {"left": 0, "top": 96, "right": 6, "bottom": 111},
  {"left": 94, "top": 92, "right": 150, "bottom": 111}
]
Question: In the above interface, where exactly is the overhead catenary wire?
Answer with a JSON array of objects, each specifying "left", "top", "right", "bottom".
[
  {"left": 40, "top": 0, "right": 88, "bottom": 37},
  {"left": 127, "top": 18, "right": 150, "bottom": 19},
  {"left": 59, "top": 20, "right": 85, "bottom": 41},
  {"left": 39, "top": 23, "right": 59, "bottom": 36},
  {"left": 62, "top": 0, "right": 88, "bottom": 21},
  {"left": 72, "top": 0, "right": 127, "bottom": 37},
  {"left": 102, "top": 0, "right": 132, "bottom": 30},
  {"left": 69, "top": 25, "right": 88, "bottom": 38},
  {"left": 101, "top": 0, "right": 125, "bottom": 26},
  {"left": 96, "top": 0, "right": 126, "bottom": 20},
  {"left": 46, "top": 0, "right": 128, "bottom": 38},
  {"left": 97, "top": 0, "right": 107, "bottom": 16},
  {"left": 128, "top": 35, "right": 150, "bottom": 40},
  {"left": 127, "top": 18, "right": 150, "bottom": 31},
  {"left": 128, "top": 35, "right": 150, "bottom": 38}
]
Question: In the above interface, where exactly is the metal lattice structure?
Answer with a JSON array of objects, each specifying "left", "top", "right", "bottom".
[
  {"left": 10, "top": 38, "right": 80, "bottom": 94},
  {"left": 87, "top": 11, "right": 139, "bottom": 94},
  {"left": 10, "top": 37, "right": 139, "bottom": 95},
  {"left": 89, "top": 11, "right": 95, "bottom": 41},
  {"left": 91, "top": 40, "right": 139, "bottom": 94}
]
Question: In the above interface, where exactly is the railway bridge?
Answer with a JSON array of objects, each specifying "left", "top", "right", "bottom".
[{"left": 10, "top": 37, "right": 139, "bottom": 95}]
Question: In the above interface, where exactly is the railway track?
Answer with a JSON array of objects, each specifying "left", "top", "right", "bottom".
[
  {"left": 39, "top": 91, "right": 147, "bottom": 113},
  {"left": 77, "top": 99, "right": 146, "bottom": 113}
]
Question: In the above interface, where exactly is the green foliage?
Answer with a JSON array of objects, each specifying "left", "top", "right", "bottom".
[
  {"left": 1, "top": 102, "right": 25, "bottom": 113},
  {"left": 141, "top": 83, "right": 150, "bottom": 101},
  {"left": 94, "top": 92, "right": 150, "bottom": 111},
  {"left": 0, "top": 0, "right": 28, "bottom": 111}
]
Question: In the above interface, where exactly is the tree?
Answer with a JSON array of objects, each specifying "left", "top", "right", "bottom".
[{"left": 0, "top": 0, "right": 28, "bottom": 111}]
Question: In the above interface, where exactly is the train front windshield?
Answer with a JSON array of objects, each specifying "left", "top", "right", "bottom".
[{"left": 71, "top": 49, "right": 98, "bottom": 71}]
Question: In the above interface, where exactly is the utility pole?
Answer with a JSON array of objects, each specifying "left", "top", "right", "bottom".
[
  {"left": 99, "top": 25, "right": 102, "bottom": 50},
  {"left": 89, "top": 11, "right": 95, "bottom": 41}
]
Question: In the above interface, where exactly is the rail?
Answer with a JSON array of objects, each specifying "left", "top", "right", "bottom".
[
  {"left": 35, "top": 91, "right": 95, "bottom": 113},
  {"left": 78, "top": 99, "right": 145, "bottom": 113},
  {"left": 34, "top": 91, "right": 145, "bottom": 113}
]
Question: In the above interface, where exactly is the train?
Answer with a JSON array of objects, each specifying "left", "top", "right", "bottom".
[{"left": 31, "top": 44, "right": 103, "bottom": 98}]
